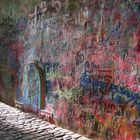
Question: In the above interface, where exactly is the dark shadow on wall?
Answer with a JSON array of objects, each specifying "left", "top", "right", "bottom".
[
  {"left": 0, "top": 71, "right": 16, "bottom": 107},
  {"left": 0, "top": 38, "right": 21, "bottom": 107}
]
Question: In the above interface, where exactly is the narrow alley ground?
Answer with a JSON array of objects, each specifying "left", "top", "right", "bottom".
[{"left": 0, "top": 102, "right": 91, "bottom": 140}]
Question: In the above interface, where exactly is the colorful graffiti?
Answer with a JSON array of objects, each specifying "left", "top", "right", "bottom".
[{"left": 15, "top": 0, "right": 140, "bottom": 139}]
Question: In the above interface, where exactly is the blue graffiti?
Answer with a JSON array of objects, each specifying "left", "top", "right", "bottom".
[
  {"left": 80, "top": 73, "right": 140, "bottom": 115},
  {"left": 80, "top": 72, "right": 92, "bottom": 90},
  {"left": 46, "top": 80, "right": 53, "bottom": 93},
  {"left": 111, "top": 22, "right": 121, "bottom": 34},
  {"left": 100, "top": 36, "right": 109, "bottom": 47},
  {"left": 114, "top": 95, "right": 125, "bottom": 105},
  {"left": 45, "top": 62, "right": 59, "bottom": 73},
  {"left": 111, "top": 22, "right": 122, "bottom": 38}
]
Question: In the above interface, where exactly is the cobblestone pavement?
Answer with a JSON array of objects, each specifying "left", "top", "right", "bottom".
[{"left": 0, "top": 102, "right": 91, "bottom": 140}]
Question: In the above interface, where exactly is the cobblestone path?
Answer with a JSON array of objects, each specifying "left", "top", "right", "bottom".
[{"left": 0, "top": 102, "right": 91, "bottom": 140}]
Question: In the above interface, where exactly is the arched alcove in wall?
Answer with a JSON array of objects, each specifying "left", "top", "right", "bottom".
[{"left": 16, "top": 62, "right": 45, "bottom": 111}]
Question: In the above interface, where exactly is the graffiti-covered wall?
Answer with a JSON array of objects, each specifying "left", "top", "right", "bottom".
[{"left": 17, "top": 0, "right": 140, "bottom": 139}]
